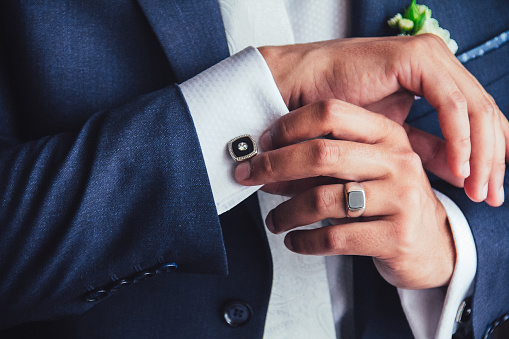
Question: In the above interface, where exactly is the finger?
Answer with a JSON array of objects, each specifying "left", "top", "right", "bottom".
[
  {"left": 266, "top": 182, "right": 393, "bottom": 234},
  {"left": 398, "top": 35, "right": 471, "bottom": 179},
  {"left": 283, "top": 220, "right": 393, "bottom": 257},
  {"left": 260, "top": 99, "right": 402, "bottom": 151},
  {"left": 261, "top": 177, "right": 342, "bottom": 197},
  {"left": 422, "top": 36, "right": 509, "bottom": 168},
  {"left": 420, "top": 65, "right": 472, "bottom": 180},
  {"left": 235, "top": 139, "right": 390, "bottom": 186},
  {"left": 483, "top": 113, "right": 506, "bottom": 207},
  {"left": 435, "top": 51, "right": 502, "bottom": 201},
  {"left": 499, "top": 112, "right": 509, "bottom": 161},
  {"left": 404, "top": 123, "right": 464, "bottom": 187},
  {"left": 461, "top": 94, "right": 498, "bottom": 202},
  {"left": 364, "top": 91, "right": 415, "bottom": 125}
]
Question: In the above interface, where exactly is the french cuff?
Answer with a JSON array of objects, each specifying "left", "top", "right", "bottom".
[
  {"left": 179, "top": 47, "right": 288, "bottom": 215},
  {"left": 397, "top": 189, "right": 476, "bottom": 339}
]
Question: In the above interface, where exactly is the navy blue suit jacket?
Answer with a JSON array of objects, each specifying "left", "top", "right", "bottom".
[{"left": 0, "top": 1, "right": 507, "bottom": 338}]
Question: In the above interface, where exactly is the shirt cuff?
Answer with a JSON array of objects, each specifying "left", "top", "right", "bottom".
[
  {"left": 397, "top": 189, "right": 477, "bottom": 339},
  {"left": 179, "top": 47, "right": 288, "bottom": 215}
]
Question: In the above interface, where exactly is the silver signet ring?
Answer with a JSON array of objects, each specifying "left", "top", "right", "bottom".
[{"left": 344, "top": 182, "right": 366, "bottom": 218}]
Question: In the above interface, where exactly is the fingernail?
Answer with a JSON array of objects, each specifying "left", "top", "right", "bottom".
[
  {"left": 235, "top": 161, "right": 251, "bottom": 181},
  {"left": 461, "top": 161, "right": 470, "bottom": 178},
  {"left": 284, "top": 235, "right": 294, "bottom": 251},
  {"left": 260, "top": 129, "right": 273, "bottom": 151},
  {"left": 265, "top": 211, "right": 275, "bottom": 233},
  {"left": 499, "top": 186, "right": 505, "bottom": 202},
  {"left": 482, "top": 183, "right": 488, "bottom": 200}
]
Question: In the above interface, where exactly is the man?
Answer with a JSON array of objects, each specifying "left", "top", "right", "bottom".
[{"left": 0, "top": 1, "right": 507, "bottom": 338}]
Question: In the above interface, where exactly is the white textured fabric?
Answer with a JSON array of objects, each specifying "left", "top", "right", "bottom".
[
  {"left": 325, "top": 254, "right": 354, "bottom": 338},
  {"left": 219, "top": 0, "right": 295, "bottom": 55},
  {"left": 219, "top": 2, "right": 339, "bottom": 337},
  {"left": 398, "top": 190, "right": 476, "bottom": 339},
  {"left": 180, "top": 47, "right": 288, "bottom": 214},
  {"left": 258, "top": 192, "right": 336, "bottom": 339},
  {"left": 284, "top": 0, "right": 350, "bottom": 44},
  {"left": 434, "top": 191, "right": 477, "bottom": 338},
  {"left": 180, "top": 1, "right": 477, "bottom": 338}
]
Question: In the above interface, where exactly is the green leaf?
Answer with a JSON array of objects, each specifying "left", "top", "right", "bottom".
[
  {"left": 403, "top": 0, "right": 419, "bottom": 22},
  {"left": 413, "top": 12, "right": 427, "bottom": 34}
]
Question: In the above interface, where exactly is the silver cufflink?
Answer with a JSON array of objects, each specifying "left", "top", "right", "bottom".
[{"left": 228, "top": 134, "right": 258, "bottom": 162}]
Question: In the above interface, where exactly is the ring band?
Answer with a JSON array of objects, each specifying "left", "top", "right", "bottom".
[{"left": 344, "top": 182, "right": 366, "bottom": 218}]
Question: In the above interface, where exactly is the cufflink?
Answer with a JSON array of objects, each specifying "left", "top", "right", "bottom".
[{"left": 228, "top": 134, "right": 258, "bottom": 162}]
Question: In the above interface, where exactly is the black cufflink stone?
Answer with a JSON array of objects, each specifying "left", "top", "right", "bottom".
[{"left": 228, "top": 134, "right": 258, "bottom": 161}]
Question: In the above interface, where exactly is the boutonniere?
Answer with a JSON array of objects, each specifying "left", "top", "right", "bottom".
[{"left": 388, "top": 0, "right": 458, "bottom": 54}]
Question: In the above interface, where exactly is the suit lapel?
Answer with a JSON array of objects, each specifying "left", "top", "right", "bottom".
[
  {"left": 136, "top": 0, "right": 229, "bottom": 82},
  {"left": 351, "top": 0, "right": 410, "bottom": 38}
]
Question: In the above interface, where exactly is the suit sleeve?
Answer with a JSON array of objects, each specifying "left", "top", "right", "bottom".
[
  {"left": 0, "top": 53, "right": 228, "bottom": 328},
  {"left": 432, "top": 178, "right": 509, "bottom": 338}
]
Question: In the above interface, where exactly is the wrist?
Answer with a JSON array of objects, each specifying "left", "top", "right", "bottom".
[
  {"left": 258, "top": 42, "right": 339, "bottom": 111},
  {"left": 258, "top": 45, "right": 304, "bottom": 110}
]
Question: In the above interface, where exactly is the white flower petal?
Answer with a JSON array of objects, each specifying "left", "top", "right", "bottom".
[{"left": 415, "top": 18, "right": 458, "bottom": 54}]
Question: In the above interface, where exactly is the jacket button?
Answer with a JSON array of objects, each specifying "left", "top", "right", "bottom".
[{"left": 223, "top": 300, "right": 252, "bottom": 327}]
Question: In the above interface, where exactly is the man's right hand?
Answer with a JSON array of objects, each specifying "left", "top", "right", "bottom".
[
  {"left": 259, "top": 34, "right": 508, "bottom": 207},
  {"left": 236, "top": 99, "right": 456, "bottom": 289}
]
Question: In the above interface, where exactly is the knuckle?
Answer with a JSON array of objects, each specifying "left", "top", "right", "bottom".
[
  {"left": 404, "top": 36, "right": 422, "bottom": 51},
  {"left": 480, "top": 97, "right": 497, "bottom": 119},
  {"left": 415, "top": 32, "right": 443, "bottom": 48},
  {"left": 399, "top": 185, "right": 424, "bottom": 210},
  {"left": 405, "top": 34, "right": 436, "bottom": 53},
  {"left": 395, "top": 150, "right": 423, "bottom": 175},
  {"left": 485, "top": 157, "right": 495, "bottom": 170},
  {"left": 385, "top": 118, "right": 406, "bottom": 139},
  {"left": 448, "top": 90, "right": 468, "bottom": 113},
  {"left": 276, "top": 117, "right": 292, "bottom": 145},
  {"left": 323, "top": 228, "right": 346, "bottom": 252},
  {"left": 317, "top": 99, "right": 341, "bottom": 125},
  {"left": 405, "top": 151, "right": 423, "bottom": 172},
  {"left": 257, "top": 153, "right": 275, "bottom": 178},
  {"left": 455, "top": 136, "right": 471, "bottom": 149},
  {"left": 311, "top": 139, "right": 340, "bottom": 168},
  {"left": 312, "top": 186, "right": 338, "bottom": 215},
  {"left": 495, "top": 161, "right": 506, "bottom": 174},
  {"left": 485, "top": 93, "right": 496, "bottom": 106}
]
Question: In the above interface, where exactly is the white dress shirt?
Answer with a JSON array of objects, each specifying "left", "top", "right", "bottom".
[{"left": 179, "top": 1, "right": 476, "bottom": 338}]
